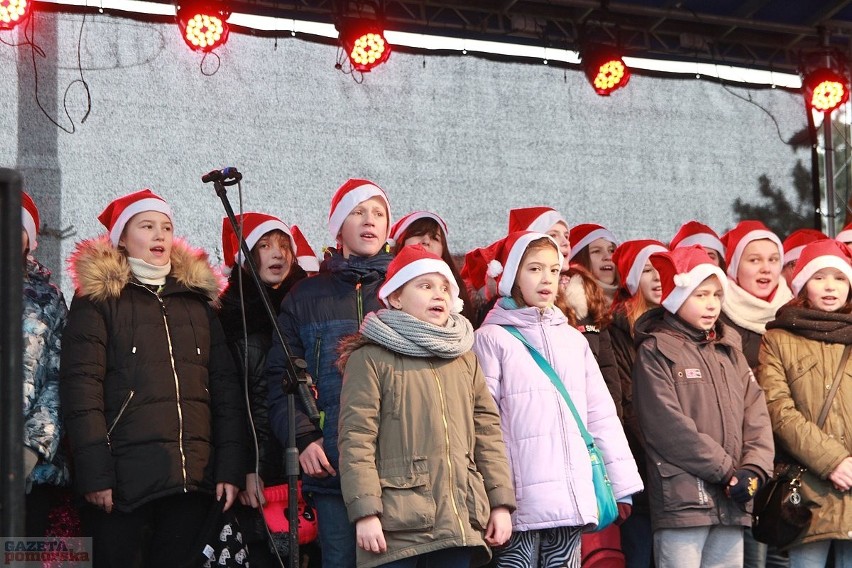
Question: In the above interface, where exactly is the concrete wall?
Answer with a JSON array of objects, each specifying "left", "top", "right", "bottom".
[{"left": 0, "top": 11, "right": 808, "bottom": 299}]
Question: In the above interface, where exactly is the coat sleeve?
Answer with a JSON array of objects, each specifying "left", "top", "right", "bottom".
[
  {"left": 583, "top": 340, "right": 643, "bottom": 499},
  {"left": 59, "top": 294, "right": 115, "bottom": 494},
  {"left": 338, "top": 348, "right": 383, "bottom": 522},
  {"left": 25, "top": 289, "right": 68, "bottom": 461},
  {"left": 471, "top": 329, "right": 504, "bottom": 406},
  {"left": 266, "top": 294, "right": 321, "bottom": 452},
  {"left": 757, "top": 333, "right": 847, "bottom": 479},
  {"left": 633, "top": 343, "right": 735, "bottom": 484},
  {"left": 468, "top": 354, "right": 516, "bottom": 511},
  {"left": 596, "top": 329, "right": 623, "bottom": 420},
  {"left": 208, "top": 310, "right": 248, "bottom": 488},
  {"left": 736, "top": 352, "right": 774, "bottom": 480}
]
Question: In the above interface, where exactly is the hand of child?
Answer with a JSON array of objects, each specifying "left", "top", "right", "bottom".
[
  {"left": 727, "top": 468, "right": 760, "bottom": 503},
  {"left": 217, "top": 482, "right": 240, "bottom": 511},
  {"left": 85, "top": 488, "right": 114, "bottom": 513},
  {"left": 299, "top": 439, "right": 337, "bottom": 478},
  {"left": 239, "top": 473, "right": 266, "bottom": 508},
  {"left": 615, "top": 502, "right": 632, "bottom": 525},
  {"left": 828, "top": 456, "right": 852, "bottom": 492},
  {"left": 356, "top": 515, "right": 387, "bottom": 553},
  {"left": 484, "top": 506, "right": 512, "bottom": 547}
]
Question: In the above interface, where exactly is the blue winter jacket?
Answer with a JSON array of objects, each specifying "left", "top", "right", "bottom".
[
  {"left": 23, "top": 258, "right": 70, "bottom": 488},
  {"left": 266, "top": 249, "right": 390, "bottom": 495}
]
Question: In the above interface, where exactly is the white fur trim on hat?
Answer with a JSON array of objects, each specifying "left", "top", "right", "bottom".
[
  {"left": 567, "top": 228, "right": 617, "bottom": 261},
  {"left": 837, "top": 230, "right": 852, "bottom": 244},
  {"left": 625, "top": 244, "right": 667, "bottom": 296},
  {"left": 379, "top": 258, "right": 462, "bottom": 313},
  {"left": 487, "top": 259, "right": 503, "bottom": 278},
  {"left": 662, "top": 264, "right": 727, "bottom": 313},
  {"left": 22, "top": 208, "right": 38, "bottom": 251},
  {"left": 726, "top": 230, "right": 783, "bottom": 280},
  {"left": 790, "top": 255, "right": 852, "bottom": 296},
  {"left": 784, "top": 245, "right": 807, "bottom": 266},
  {"left": 328, "top": 183, "right": 389, "bottom": 243},
  {"left": 674, "top": 233, "right": 724, "bottom": 256},
  {"left": 111, "top": 198, "right": 173, "bottom": 246},
  {"left": 498, "top": 233, "right": 563, "bottom": 298},
  {"left": 526, "top": 210, "right": 568, "bottom": 235},
  {"left": 235, "top": 219, "right": 295, "bottom": 267},
  {"left": 297, "top": 255, "right": 320, "bottom": 272}
]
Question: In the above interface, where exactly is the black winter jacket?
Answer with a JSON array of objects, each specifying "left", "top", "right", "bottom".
[
  {"left": 60, "top": 237, "right": 246, "bottom": 512},
  {"left": 218, "top": 265, "right": 306, "bottom": 484}
]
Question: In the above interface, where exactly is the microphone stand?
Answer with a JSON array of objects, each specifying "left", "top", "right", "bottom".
[{"left": 203, "top": 167, "right": 319, "bottom": 568}]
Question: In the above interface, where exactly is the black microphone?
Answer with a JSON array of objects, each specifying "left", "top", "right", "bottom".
[{"left": 201, "top": 167, "right": 242, "bottom": 184}]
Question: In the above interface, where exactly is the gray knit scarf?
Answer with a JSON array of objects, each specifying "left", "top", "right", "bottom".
[{"left": 359, "top": 309, "right": 474, "bottom": 358}]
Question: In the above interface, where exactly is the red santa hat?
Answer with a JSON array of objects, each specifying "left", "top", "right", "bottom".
[
  {"left": 98, "top": 189, "right": 173, "bottom": 246},
  {"left": 783, "top": 228, "right": 828, "bottom": 266},
  {"left": 508, "top": 206, "right": 568, "bottom": 235},
  {"left": 836, "top": 222, "right": 852, "bottom": 244},
  {"left": 461, "top": 240, "right": 501, "bottom": 292},
  {"left": 670, "top": 221, "right": 725, "bottom": 257},
  {"left": 221, "top": 213, "right": 295, "bottom": 270},
  {"left": 379, "top": 245, "right": 463, "bottom": 313},
  {"left": 22, "top": 191, "right": 39, "bottom": 250},
  {"left": 387, "top": 211, "right": 449, "bottom": 247},
  {"left": 790, "top": 239, "right": 852, "bottom": 296},
  {"left": 327, "top": 178, "right": 391, "bottom": 243},
  {"left": 290, "top": 225, "right": 320, "bottom": 273},
  {"left": 487, "top": 231, "right": 563, "bottom": 298},
  {"left": 567, "top": 223, "right": 618, "bottom": 261},
  {"left": 720, "top": 220, "right": 783, "bottom": 280},
  {"left": 612, "top": 239, "right": 668, "bottom": 296},
  {"left": 650, "top": 246, "right": 728, "bottom": 314}
]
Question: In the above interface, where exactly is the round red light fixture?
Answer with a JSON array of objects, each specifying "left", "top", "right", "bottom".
[
  {"left": 177, "top": 3, "right": 230, "bottom": 52},
  {"left": 0, "top": 0, "right": 31, "bottom": 29},
  {"left": 804, "top": 67, "right": 849, "bottom": 113}
]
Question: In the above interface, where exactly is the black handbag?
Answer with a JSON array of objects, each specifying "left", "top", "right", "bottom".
[{"left": 751, "top": 344, "right": 851, "bottom": 548}]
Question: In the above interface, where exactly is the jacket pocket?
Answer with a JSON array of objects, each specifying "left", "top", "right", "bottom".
[
  {"left": 313, "top": 336, "right": 323, "bottom": 380},
  {"left": 786, "top": 354, "right": 819, "bottom": 387},
  {"left": 378, "top": 458, "right": 436, "bottom": 531},
  {"left": 657, "top": 462, "right": 712, "bottom": 512},
  {"left": 465, "top": 463, "right": 490, "bottom": 530},
  {"left": 107, "top": 390, "right": 135, "bottom": 445}
]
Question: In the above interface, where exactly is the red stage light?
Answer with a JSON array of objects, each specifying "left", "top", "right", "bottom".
[
  {"left": 804, "top": 67, "right": 849, "bottom": 113},
  {"left": 0, "top": 0, "right": 31, "bottom": 29},
  {"left": 338, "top": 20, "right": 390, "bottom": 72},
  {"left": 583, "top": 50, "right": 631, "bottom": 96},
  {"left": 176, "top": 3, "right": 229, "bottom": 52}
]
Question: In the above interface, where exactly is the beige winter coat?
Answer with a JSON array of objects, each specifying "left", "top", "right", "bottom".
[
  {"left": 338, "top": 342, "right": 515, "bottom": 568},
  {"left": 758, "top": 327, "right": 852, "bottom": 546}
]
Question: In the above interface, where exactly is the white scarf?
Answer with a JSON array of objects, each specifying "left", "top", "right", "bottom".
[
  {"left": 128, "top": 257, "right": 171, "bottom": 285},
  {"left": 722, "top": 278, "right": 793, "bottom": 334}
]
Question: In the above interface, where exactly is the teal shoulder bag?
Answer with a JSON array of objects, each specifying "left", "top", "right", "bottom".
[{"left": 501, "top": 325, "right": 619, "bottom": 531}]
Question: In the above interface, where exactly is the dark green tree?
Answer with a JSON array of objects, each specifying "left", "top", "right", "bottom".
[{"left": 731, "top": 160, "right": 813, "bottom": 237}]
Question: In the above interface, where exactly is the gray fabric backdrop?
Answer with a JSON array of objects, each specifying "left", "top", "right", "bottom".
[{"left": 1, "top": 12, "right": 808, "bottom": 298}]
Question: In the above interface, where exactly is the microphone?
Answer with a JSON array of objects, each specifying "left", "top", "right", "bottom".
[{"left": 201, "top": 167, "right": 242, "bottom": 183}]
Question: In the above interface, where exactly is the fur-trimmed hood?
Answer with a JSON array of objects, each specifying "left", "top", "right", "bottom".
[{"left": 68, "top": 235, "right": 223, "bottom": 303}]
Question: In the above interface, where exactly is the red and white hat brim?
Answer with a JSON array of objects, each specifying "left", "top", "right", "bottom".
[
  {"left": 567, "top": 228, "right": 617, "bottom": 261},
  {"left": 791, "top": 255, "right": 852, "bottom": 296},
  {"left": 525, "top": 210, "right": 568, "bottom": 235},
  {"left": 379, "top": 258, "right": 462, "bottom": 313},
  {"left": 674, "top": 233, "right": 724, "bottom": 257},
  {"left": 297, "top": 255, "right": 320, "bottom": 272},
  {"left": 22, "top": 208, "right": 38, "bottom": 250},
  {"left": 662, "top": 264, "right": 727, "bottom": 313},
  {"left": 388, "top": 211, "right": 448, "bottom": 245},
  {"left": 110, "top": 197, "right": 173, "bottom": 246},
  {"left": 234, "top": 219, "right": 294, "bottom": 267},
  {"left": 327, "top": 183, "right": 390, "bottom": 243},
  {"left": 625, "top": 244, "right": 667, "bottom": 296},
  {"left": 498, "top": 233, "right": 563, "bottom": 298},
  {"left": 726, "top": 230, "right": 783, "bottom": 280},
  {"left": 836, "top": 230, "right": 852, "bottom": 244}
]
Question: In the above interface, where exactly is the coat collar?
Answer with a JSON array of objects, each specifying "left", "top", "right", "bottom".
[{"left": 68, "top": 235, "right": 222, "bottom": 303}]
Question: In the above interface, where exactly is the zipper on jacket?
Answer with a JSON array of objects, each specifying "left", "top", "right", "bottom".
[
  {"left": 313, "top": 336, "right": 322, "bottom": 379},
  {"left": 431, "top": 364, "right": 467, "bottom": 545},
  {"left": 107, "top": 390, "right": 135, "bottom": 445},
  {"left": 134, "top": 283, "right": 188, "bottom": 489},
  {"left": 355, "top": 280, "right": 364, "bottom": 322}
]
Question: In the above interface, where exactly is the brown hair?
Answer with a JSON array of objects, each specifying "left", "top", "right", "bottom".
[
  {"left": 611, "top": 292, "right": 655, "bottom": 333},
  {"left": 250, "top": 229, "right": 294, "bottom": 270},
  {"left": 786, "top": 287, "right": 852, "bottom": 314},
  {"left": 572, "top": 242, "right": 621, "bottom": 288},
  {"left": 392, "top": 217, "right": 475, "bottom": 321},
  {"left": 510, "top": 237, "right": 567, "bottom": 310},
  {"left": 560, "top": 263, "right": 612, "bottom": 328}
]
